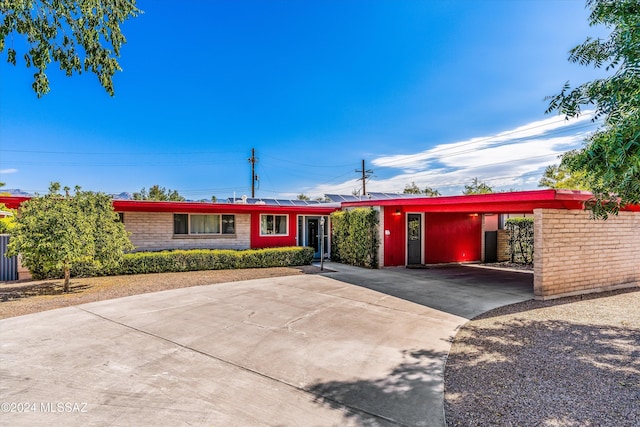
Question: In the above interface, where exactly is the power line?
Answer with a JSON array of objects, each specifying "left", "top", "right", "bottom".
[
  {"left": 355, "top": 159, "right": 373, "bottom": 196},
  {"left": 248, "top": 148, "right": 258, "bottom": 198}
]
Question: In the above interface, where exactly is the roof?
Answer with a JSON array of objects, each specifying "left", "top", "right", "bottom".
[
  {"left": 0, "top": 196, "right": 339, "bottom": 214},
  {"left": 112, "top": 199, "right": 339, "bottom": 214},
  {"left": 340, "top": 190, "right": 601, "bottom": 213},
  {"left": 326, "top": 192, "right": 424, "bottom": 202},
  {"left": 225, "top": 197, "right": 339, "bottom": 207},
  {"left": 2, "top": 190, "right": 638, "bottom": 214}
]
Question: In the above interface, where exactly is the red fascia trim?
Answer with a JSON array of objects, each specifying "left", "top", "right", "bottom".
[
  {"left": 112, "top": 200, "right": 339, "bottom": 214},
  {"left": 0, "top": 196, "right": 30, "bottom": 209},
  {"left": 0, "top": 196, "right": 338, "bottom": 215},
  {"left": 342, "top": 190, "right": 594, "bottom": 212}
]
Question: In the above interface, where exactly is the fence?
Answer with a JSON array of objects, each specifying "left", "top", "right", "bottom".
[{"left": 0, "top": 234, "right": 18, "bottom": 281}]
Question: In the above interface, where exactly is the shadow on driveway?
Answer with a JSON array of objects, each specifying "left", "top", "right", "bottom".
[{"left": 319, "top": 262, "right": 534, "bottom": 319}]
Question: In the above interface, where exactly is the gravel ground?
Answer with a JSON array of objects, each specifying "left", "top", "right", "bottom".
[
  {"left": 445, "top": 288, "right": 640, "bottom": 427},
  {"left": 0, "top": 265, "right": 321, "bottom": 319}
]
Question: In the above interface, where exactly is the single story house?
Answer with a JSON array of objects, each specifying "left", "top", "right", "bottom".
[
  {"left": 1, "top": 190, "right": 638, "bottom": 300},
  {"left": 0, "top": 196, "right": 339, "bottom": 259},
  {"left": 112, "top": 199, "right": 338, "bottom": 259}
]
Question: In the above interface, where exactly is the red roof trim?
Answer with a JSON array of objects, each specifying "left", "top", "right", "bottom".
[
  {"left": 112, "top": 200, "right": 339, "bottom": 214},
  {"left": 342, "top": 190, "right": 595, "bottom": 213},
  {"left": 1, "top": 190, "right": 637, "bottom": 213},
  {"left": 0, "top": 196, "right": 338, "bottom": 214}
]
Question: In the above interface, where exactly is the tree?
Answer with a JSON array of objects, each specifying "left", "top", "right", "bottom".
[
  {"left": 463, "top": 177, "right": 493, "bottom": 195},
  {"left": 0, "top": 0, "right": 141, "bottom": 97},
  {"left": 423, "top": 186, "right": 441, "bottom": 197},
  {"left": 403, "top": 182, "right": 422, "bottom": 194},
  {"left": 545, "top": 0, "right": 640, "bottom": 218},
  {"left": 133, "top": 185, "right": 185, "bottom": 201},
  {"left": 403, "top": 181, "right": 441, "bottom": 196},
  {"left": 538, "top": 163, "right": 590, "bottom": 190},
  {"left": 297, "top": 193, "right": 310, "bottom": 200},
  {"left": 7, "top": 183, "right": 133, "bottom": 292}
]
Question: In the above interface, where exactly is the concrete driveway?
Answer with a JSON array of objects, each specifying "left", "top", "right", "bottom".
[{"left": 0, "top": 263, "right": 532, "bottom": 427}]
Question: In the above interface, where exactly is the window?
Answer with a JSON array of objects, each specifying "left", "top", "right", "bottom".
[
  {"left": 174, "top": 214, "right": 188, "bottom": 234},
  {"left": 174, "top": 214, "right": 235, "bottom": 235},
  {"left": 191, "top": 215, "right": 220, "bottom": 234},
  {"left": 261, "top": 214, "right": 288, "bottom": 235}
]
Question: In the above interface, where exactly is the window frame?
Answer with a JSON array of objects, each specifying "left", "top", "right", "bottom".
[
  {"left": 173, "top": 214, "right": 236, "bottom": 236},
  {"left": 260, "top": 214, "right": 289, "bottom": 236}
]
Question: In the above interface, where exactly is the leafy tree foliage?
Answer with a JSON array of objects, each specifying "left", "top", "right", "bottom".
[
  {"left": 538, "top": 164, "right": 590, "bottom": 190},
  {"left": 403, "top": 181, "right": 441, "bottom": 196},
  {"left": 297, "top": 193, "right": 310, "bottom": 200},
  {"left": 545, "top": 0, "right": 640, "bottom": 218},
  {"left": 0, "top": 207, "right": 16, "bottom": 233},
  {"left": 423, "top": 186, "right": 441, "bottom": 197},
  {"left": 463, "top": 177, "right": 493, "bottom": 195},
  {"left": 0, "top": 0, "right": 141, "bottom": 97},
  {"left": 403, "top": 182, "right": 422, "bottom": 194},
  {"left": 330, "top": 208, "right": 379, "bottom": 268},
  {"left": 7, "top": 183, "right": 133, "bottom": 291},
  {"left": 133, "top": 185, "right": 185, "bottom": 201}
]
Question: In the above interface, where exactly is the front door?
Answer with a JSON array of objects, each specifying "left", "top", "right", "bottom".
[
  {"left": 407, "top": 214, "right": 422, "bottom": 265},
  {"left": 307, "top": 218, "right": 320, "bottom": 258}
]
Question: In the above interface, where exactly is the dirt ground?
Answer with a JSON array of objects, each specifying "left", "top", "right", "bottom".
[{"left": 0, "top": 266, "right": 322, "bottom": 319}]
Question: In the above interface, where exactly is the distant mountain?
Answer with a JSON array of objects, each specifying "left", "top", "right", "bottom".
[
  {"left": 3, "top": 189, "right": 32, "bottom": 197},
  {"left": 111, "top": 192, "right": 133, "bottom": 200}
]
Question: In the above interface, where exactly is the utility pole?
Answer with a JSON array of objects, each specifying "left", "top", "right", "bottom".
[
  {"left": 248, "top": 148, "right": 258, "bottom": 198},
  {"left": 355, "top": 159, "right": 373, "bottom": 196}
]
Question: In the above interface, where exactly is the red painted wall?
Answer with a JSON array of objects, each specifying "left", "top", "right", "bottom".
[
  {"left": 425, "top": 213, "right": 481, "bottom": 263},
  {"left": 250, "top": 212, "right": 298, "bottom": 248},
  {"left": 383, "top": 206, "right": 406, "bottom": 266}
]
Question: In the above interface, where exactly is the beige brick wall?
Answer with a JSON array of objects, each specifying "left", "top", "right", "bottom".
[
  {"left": 496, "top": 229, "right": 510, "bottom": 262},
  {"left": 123, "top": 212, "right": 251, "bottom": 251},
  {"left": 534, "top": 209, "right": 640, "bottom": 299}
]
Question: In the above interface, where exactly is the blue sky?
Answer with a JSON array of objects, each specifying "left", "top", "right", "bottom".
[{"left": 0, "top": 0, "right": 608, "bottom": 200}]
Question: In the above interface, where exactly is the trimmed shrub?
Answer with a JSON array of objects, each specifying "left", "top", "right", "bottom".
[
  {"left": 330, "top": 208, "right": 379, "bottom": 268},
  {"left": 505, "top": 217, "right": 534, "bottom": 265},
  {"left": 31, "top": 246, "right": 314, "bottom": 279}
]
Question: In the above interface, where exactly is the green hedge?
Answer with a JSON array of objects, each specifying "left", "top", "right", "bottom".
[
  {"left": 30, "top": 246, "right": 314, "bottom": 279},
  {"left": 330, "top": 207, "right": 379, "bottom": 268}
]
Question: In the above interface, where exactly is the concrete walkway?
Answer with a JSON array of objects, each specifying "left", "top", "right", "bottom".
[{"left": 0, "top": 263, "right": 532, "bottom": 427}]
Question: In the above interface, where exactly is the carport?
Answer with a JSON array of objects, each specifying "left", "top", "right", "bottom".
[
  {"left": 339, "top": 190, "right": 640, "bottom": 300},
  {"left": 320, "top": 262, "right": 533, "bottom": 319}
]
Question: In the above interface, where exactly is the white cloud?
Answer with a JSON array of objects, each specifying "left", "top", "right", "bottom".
[
  {"left": 305, "top": 112, "right": 598, "bottom": 197},
  {"left": 0, "top": 169, "right": 18, "bottom": 174}
]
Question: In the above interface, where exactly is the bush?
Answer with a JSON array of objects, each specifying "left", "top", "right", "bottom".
[
  {"left": 331, "top": 208, "right": 379, "bottom": 268},
  {"left": 30, "top": 246, "right": 314, "bottom": 279},
  {"left": 505, "top": 217, "right": 534, "bottom": 265}
]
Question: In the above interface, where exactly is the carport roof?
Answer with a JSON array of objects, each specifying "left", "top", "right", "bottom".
[{"left": 341, "top": 189, "right": 601, "bottom": 213}]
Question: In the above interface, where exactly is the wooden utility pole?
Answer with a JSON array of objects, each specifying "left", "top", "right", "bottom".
[
  {"left": 355, "top": 159, "right": 373, "bottom": 196},
  {"left": 248, "top": 148, "right": 258, "bottom": 198}
]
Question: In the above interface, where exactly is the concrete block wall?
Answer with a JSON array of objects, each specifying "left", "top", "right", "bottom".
[
  {"left": 123, "top": 212, "right": 251, "bottom": 251},
  {"left": 17, "top": 255, "right": 32, "bottom": 281},
  {"left": 496, "top": 230, "right": 510, "bottom": 262},
  {"left": 534, "top": 209, "right": 640, "bottom": 299}
]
